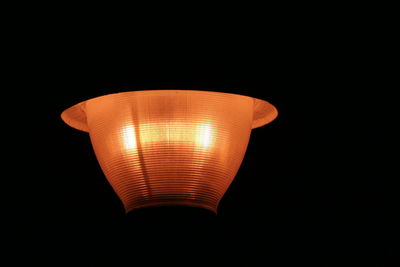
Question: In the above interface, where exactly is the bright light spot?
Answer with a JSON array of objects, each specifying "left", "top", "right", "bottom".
[
  {"left": 121, "top": 125, "right": 136, "bottom": 150},
  {"left": 121, "top": 121, "right": 213, "bottom": 150},
  {"left": 196, "top": 124, "right": 213, "bottom": 148}
]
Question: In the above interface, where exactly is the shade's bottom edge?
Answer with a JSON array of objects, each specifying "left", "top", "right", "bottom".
[{"left": 124, "top": 200, "right": 218, "bottom": 214}]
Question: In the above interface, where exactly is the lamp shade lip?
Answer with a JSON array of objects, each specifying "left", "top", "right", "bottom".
[{"left": 61, "top": 89, "right": 278, "bottom": 132}]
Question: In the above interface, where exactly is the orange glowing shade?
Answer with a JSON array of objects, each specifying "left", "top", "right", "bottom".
[{"left": 61, "top": 90, "right": 278, "bottom": 213}]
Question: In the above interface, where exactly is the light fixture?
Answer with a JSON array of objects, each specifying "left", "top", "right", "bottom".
[{"left": 61, "top": 90, "right": 278, "bottom": 213}]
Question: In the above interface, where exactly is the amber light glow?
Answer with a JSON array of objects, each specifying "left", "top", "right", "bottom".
[
  {"left": 61, "top": 90, "right": 278, "bottom": 213},
  {"left": 122, "top": 122, "right": 214, "bottom": 150}
]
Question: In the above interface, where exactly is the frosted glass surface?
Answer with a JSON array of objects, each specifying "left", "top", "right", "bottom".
[{"left": 62, "top": 90, "right": 277, "bottom": 213}]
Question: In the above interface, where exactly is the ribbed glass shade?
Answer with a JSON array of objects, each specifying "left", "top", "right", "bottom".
[{"left": 61, "top": 90, "right": 277, "bottom": 213}]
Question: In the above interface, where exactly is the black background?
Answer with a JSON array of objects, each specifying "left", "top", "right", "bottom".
[{"left": 5, "top": 56, "right": 397, "bottom": 265}]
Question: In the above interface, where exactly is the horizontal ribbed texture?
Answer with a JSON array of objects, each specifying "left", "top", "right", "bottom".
[{"left": 62, "top": 90, "right": 278, "bottom": 213}]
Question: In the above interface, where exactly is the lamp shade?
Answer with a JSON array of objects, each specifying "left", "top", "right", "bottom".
[{"left": 61, "top": 90, "right": 277, "bottom": 213}]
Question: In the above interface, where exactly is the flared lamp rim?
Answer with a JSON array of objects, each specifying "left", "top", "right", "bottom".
[{"left": 61, "top": 90, "right": 278, "bottom": 132}]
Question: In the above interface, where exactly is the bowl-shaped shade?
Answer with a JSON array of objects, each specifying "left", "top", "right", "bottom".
[{"left": 61, "top": 90, "right": 277, "bottom": 213}]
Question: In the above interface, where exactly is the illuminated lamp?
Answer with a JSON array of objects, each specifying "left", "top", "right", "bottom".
[{"left": 61, "top": 90, "right": 278, "bottom": 213}]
